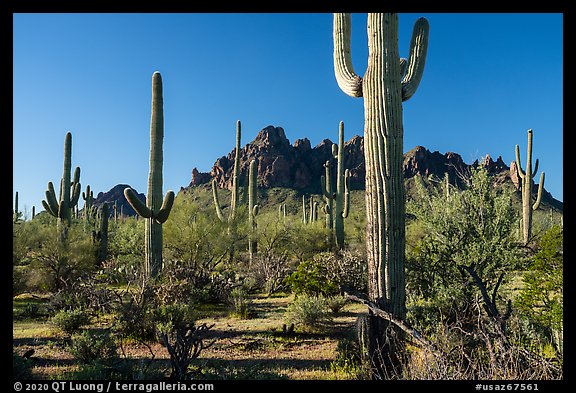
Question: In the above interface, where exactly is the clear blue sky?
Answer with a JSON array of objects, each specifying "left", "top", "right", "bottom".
[{"left": 13, "top": 13, "right": 563, "bottom": 218}]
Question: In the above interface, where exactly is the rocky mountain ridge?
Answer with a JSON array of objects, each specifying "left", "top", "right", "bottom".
[{"left": 184, "top": 125, "right": 561, "bottom": 210}]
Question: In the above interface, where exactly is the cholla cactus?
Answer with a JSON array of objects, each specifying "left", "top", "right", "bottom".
[
  {"left": 41, "top": 131, "right": 81, "bottom": 241},
  {"left": 124, "top": 71, "right": 174, "bottom": 279},
  {"left": 515, "top": 129, "right": 545, "bottom": 244}
]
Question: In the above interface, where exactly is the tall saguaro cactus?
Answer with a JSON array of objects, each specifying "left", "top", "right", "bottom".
[
  {"left": 515, "top": 129, "right": 545, "bottom": 244},
  {"left": 212, "top": 120, "right": 241, "bottom": 224},
  {"left": 42, "top": 131, "right": 82, "bottom": 241},
  {"left": 124, "top": 71, "right": 174, "bottom": 279},
  {"left": 333, "top": 121, "right": 351, "bottom": 249},
  {"left": 212, "top": 121, "right": 242, "bottom": 261},
  {"left": 248, "top": 159, "right": 260, "bottom": 264},
  {"left": 333, "top": 13, "right": 429, "bottom": 375}
]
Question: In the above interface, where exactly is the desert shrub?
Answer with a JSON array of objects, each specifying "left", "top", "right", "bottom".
[
  {"left": 515, "top": 225, "right": 563, "bottom": 357},
  {"left": 69, "top": 330, "right": 118, "bottom": 365},
  {"left": 229, "top": 287, "right": 252, "bottom": 319},
  {"left": 155, "top": 303, "right": 214, "bottom": 380},
  {"left": 285, "top": 294, "right": 332, "bottom": 332},
  {"left": 329, "top": 339, "right": 370, "bottom": 380},
  {"left": 248, "top": 214, "right": 296, "bottom": 295},
  {"left": 13, "top": 352, "right": 33, "bottom": 379},
  {"left": 284, "top": 250, "right": 367, "bottom": 297},
  {"left": 325, "top": 294, "right": 348, "bottom": 314},
  {"left": 406, "top": 167, "right": 523, "bottom": 323},
  {"left": 284, "top": 258, "right": 338, "bottom": 296},
  {"left": 26, "top": 224, "right": 98, "bottom": 292},
  {"left": 162, "top": 197, "right": 235, "bottom": 304},
  {"left": 111, "top": 285, "right": 157, "bottom": 343},
  {"left": 52, "top": 308, "right": 91, "bottom": 334}
]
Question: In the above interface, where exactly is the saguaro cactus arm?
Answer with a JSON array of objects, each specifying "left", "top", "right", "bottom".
[
  {"left": 533, "top": 172, "right": 545, "bottom": 211},
  {"left": 211, "top": 179, "right": 226, "bottom": 222},
  {"left": 342, "top": 169, "right": 351, "bottom": 218},
  {"left": 333, "top": 13, "right": 363, "bottom": 98},
  {"left": 43, "top": 182, "right": 59, "bottom": 216},
  {"left": 155, "top": 190, "right": 175, "bottom": 224},
  {"left": 401, "top": 18, "right": 430, "bottom": 102},
  {"left": 124, "top": 187, "right": 152, "bottom": 218}
]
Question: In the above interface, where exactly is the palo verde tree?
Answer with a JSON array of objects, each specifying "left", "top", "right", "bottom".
[
  {"left": 333, "top": 13, "right": 429, "bottom": 377},
  {"left": 125, "top": 71, "right": 175, "bottom": 279}
]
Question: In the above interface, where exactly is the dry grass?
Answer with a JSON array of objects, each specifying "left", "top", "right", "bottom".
[{"left": 13, "top": 293, "right": 368, "bottom": 380}]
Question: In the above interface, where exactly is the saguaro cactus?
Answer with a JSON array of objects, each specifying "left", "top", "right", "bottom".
[
  {"left": 332, "top": 121, "right": 351, "bottom": 249},
  {"left": 212, "top": 120, "right": 241, "bottom": 224},
  {"left": 97, "top": 202, "right": 109, "bottom": 263},
  {"left": 124, "top": 71, "right": 174, "bottom": 279},
  {"left": 333, "top": 13, "right": 429, "bottom": 374},
  {"left": 320, "top": 160, "right": 335, "bottom": 231},
  {"left": 515, "top": 129, "right": 545, "bottom": 244},
  {"left": 248, "top": 159, "right": 260, "bottom": 263},
  {"left": 42, "top": 132, "right": 82, "bottom": 241},
  {"left": 13, "top": 191, "right": 20, "bottom": 223}
]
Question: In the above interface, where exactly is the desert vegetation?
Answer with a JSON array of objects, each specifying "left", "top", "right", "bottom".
[{"left": 13, "top": 12, "right": 563, "bottom": 382}]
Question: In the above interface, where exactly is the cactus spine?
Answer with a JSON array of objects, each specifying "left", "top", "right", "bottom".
[
  {"left": 515, "top": 129, "right": 545, "bottom": 244},
  {"left": 333, "top": 13, "right": 429, "bottom": 374},
  {"left": 248, "top": 159, "right": 259, "bottom": 263},
  {"left": 333, "top": 121, "right": 351, "bottom": 249},
  {"left": 42, "top": 132, "right": 81, "bottom": 242},
  {"left": 124, "top": 71, "right": 174, "bottom": 279}
]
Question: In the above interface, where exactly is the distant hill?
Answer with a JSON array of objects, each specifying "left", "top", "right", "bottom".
[{"left": 92, "top": 184, "right": 145, "bottom": 217}]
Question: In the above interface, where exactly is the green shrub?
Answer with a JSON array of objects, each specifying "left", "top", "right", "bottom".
[
  {"left": 13, "top": 352, "right": 33, "bottom": 379},
  {"left": 68, "top": 330, "right": 118, "bottom": 365},
  {"left": 325, "top": 294, "right": 348, "bottom": 314},
  {"left": 284, "top": 259, "right": 338, "bottom": 297},
  {"left": 51, "top": 309, "right": 90, "bottom": 334},
  {"left": 229, "top": 287, "right": 252, "bottom": 319},
  {"left": 285, "top": 294, "right": 332, "bottom": 332}
]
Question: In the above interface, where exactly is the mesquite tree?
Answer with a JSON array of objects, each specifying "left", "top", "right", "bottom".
[
  {"left": 124, "top": 71, "right": 174, "bottom": 279},
  {"left": 333, "top": 13, "right": 429, "bottom": 376}
]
